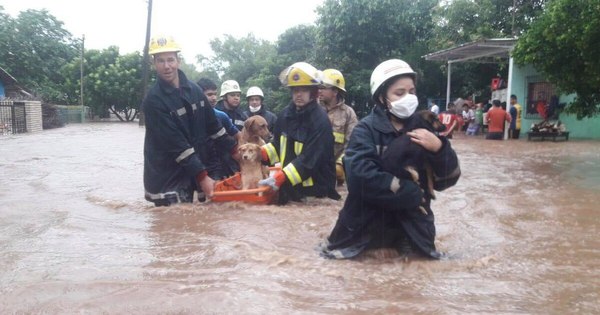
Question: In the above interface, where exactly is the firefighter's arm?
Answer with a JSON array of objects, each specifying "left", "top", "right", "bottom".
[
  {"left": 344, "top": 123, "right": 423, "bottom": 211},
  {"left": 143, "top": 96, "right": 205, "bottom": 176},
  {"left": 426, "top": 137, "right": 461, "bottom": 191},
  {"left": 344, "top": 109, "right": 359, "bottom": 149}
]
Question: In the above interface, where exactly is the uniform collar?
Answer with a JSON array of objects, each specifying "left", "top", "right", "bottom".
[
  {"left": 284, "top": 99, "right": 318, "bottom": 119},
  {"left": 158, "top": 69, "right": 190, "bottom": 95},
  {"left": 324, "top": 99, "right": 345, "bottom": 112},
  {"left": 371, "top": 104, "right": 397, "bottom": 134}
]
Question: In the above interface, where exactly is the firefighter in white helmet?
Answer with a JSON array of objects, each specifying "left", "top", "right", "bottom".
[
  {"left": 259, "top": 62, "right": 340, "bottom": 204},
  {"left": 142, "top": 35, "right": 236, "bottom": 206},
  {"left": 216, "top": 80, "right": 247, "bottom": 131},
  {"left": 244, "top": 86, "right": 277, "bottom": 134},
  {"left": 318, "top": 69, "right": 358, "bottom": 186},
  {"left": 321, "top": 59, "right": 461, "bottom": 260}
]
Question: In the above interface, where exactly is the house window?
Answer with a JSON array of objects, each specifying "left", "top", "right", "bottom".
[{"left": 526, "top": 82, "right": 557, "bottom": 119}]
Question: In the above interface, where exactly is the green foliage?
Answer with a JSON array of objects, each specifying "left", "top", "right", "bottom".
[
  {"left": 315, "top": 0, "right": 438, "bottom": 115},
  {"left": 0, "top": 7, "right": 78, "bottom": 102},
  {"left": 429, "top": 0, "right": 546, "bottom": 102},
  {"left": 513, "top": 0, "right": 600, "bottom": 119}
]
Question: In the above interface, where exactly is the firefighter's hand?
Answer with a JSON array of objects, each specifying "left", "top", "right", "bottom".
[
  {"left": 396, "top": 180, "right": 424, "bottom": 211},
  {"left": 196, "top": 171, "right": 215, "bottom": 198},
  {"left": 408, "top": 128, "right": 442, "bottom": 153},
  {"left": 258, "top": 170, "right": 286, "bottom": 191}
]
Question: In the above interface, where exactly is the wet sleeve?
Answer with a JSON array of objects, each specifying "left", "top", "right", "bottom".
[
  {"left": 206, "top": 102, "right": 236, "bottom": 155},
  {"left": 344, "top": 108, "right": 359, "bottom": 150},
  {"left": 143, "top": 96, "right": 205, "bottom": 176},
  {"left": 344, "top": 122, "right": 422, "bottom": 211},
  {"left": 426, "top": 137, "right": 461, "bottom": 191},
  {"left": 216, "top": 110, "right": 239, "bottom": 136},
  {"left": 262, "top": 112, "right": 282, "bottom": 165}
]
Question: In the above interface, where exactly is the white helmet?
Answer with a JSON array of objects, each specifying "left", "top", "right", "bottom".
[
  {"left": 370, "top": 59, "right": 416, "bottom": 97},
  {"left": 246, "top": 86, "right": 264, "bottom": 99},
  {"left": 220, "top": 80, "right": 242, "bottom": 97}
]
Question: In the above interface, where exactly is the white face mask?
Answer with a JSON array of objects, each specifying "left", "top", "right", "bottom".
[
  {"left": 249, "top": 105, "right": 261, "bottom": 113},
  {"left": 388, "top": 94, "right": 418, "bottom": 118}
]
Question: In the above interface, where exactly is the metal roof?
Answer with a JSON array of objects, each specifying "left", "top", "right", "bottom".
[
  {"left": 0, "top": 67, "right": 18, "bottom": 85},
  {"left": 423, "top": 38, "right": 517, "bottom": 63}
]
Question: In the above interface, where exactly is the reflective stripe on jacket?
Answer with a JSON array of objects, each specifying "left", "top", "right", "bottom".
[
  {"left": 216, "top": 100, "right": 248, "bottom": 131},
  {"left": 324, "top": 105, "right": 461, "bottom": 259},
  {"left": 265, "top": 100, "right": 339, "bottom": 203},
  {"left": 323, "top": 100, "right": 358, "bottom": 160},
  {"left": 142, "top": 70, "right": 234, "bottom": 202}
]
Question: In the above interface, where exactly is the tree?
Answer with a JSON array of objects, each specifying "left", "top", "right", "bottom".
[
  {"left": 315, "top": 0, "right": 438, "bottom": 116},
  {"left": 0, "top": 8, "right": 78, "bottom": 103},
  {"left": 428, "top": 0, "right": 546, "bottom": 103},
  {"left": 513, "top": 0, "right": 600, "bottom": 119}
]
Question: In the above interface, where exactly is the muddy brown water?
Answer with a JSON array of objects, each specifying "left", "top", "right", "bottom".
[{"left": 1, "top": 123, "right": 598, "bottom": 314}]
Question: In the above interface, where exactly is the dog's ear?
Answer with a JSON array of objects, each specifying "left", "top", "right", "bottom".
[{"left": 244, "top": 117, "right": 255, "bottom": 131}]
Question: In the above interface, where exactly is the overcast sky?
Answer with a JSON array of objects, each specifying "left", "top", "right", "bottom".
[{"left": 3, "top": 0, "right": 324, "bottom": 68}]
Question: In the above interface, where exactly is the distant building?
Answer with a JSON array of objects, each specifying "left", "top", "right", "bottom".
[{"left": 0, "top": 67, "right": 42, "bottom": 134}]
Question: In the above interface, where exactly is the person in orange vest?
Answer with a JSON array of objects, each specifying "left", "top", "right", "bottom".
[{"left": 486, "top": 100, "right": 511, "bottom": 140}]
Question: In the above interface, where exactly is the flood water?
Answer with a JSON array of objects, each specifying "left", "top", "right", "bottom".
[{"left": 1, "top": 123, "right": 599, "bottom": 314}]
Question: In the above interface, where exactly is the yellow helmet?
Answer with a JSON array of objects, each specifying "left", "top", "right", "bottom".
[
  {"left": 148, "top": 35, "right": 181, "bottom": 55},
  {"left": 321, "top": 69, "right": 346, "bottom": 92},
  {"left": 279, "top": 62, "right": 322, "bottom": 87}
]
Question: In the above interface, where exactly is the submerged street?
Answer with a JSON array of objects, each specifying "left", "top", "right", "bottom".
[{"left": 1, "top": 123, "right": 598, "bottom": 314}]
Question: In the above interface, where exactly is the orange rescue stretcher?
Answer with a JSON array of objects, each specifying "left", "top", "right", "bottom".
[{"left": 212, "top": 167, "right": 279, "bottom": 204}]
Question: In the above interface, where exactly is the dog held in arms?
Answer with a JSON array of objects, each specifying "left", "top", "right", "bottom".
[
  {"left": 239, "top": 115, "right": 270, "bottom": 146},
  {"left": 238, "top": 143, "right": 270, "bottom": 190},
  {"left": 381, "top": 110, "right": 446, "bottom": 215}
]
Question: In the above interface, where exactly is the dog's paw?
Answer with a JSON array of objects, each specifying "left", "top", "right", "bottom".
[{"left": 405, "top": 166, "right": 419, "bottom": 182}]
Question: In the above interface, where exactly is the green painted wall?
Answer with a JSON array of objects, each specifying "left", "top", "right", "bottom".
[{"left": 511, "top": 63, "right": 600, "bottom": 140}]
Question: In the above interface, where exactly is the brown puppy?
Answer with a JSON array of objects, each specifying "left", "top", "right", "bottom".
[
  {"left": 238, "top": 143, "right": 269, "bottom": 190},
  {"left": 239, "top": 115, "right": 270, "bottom": 146}
]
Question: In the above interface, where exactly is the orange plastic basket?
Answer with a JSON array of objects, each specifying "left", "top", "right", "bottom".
[{"left": 212, "top": 168, "right": 279, "bottom": 204}]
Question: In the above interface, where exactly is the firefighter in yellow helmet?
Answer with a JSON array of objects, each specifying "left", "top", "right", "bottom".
[
  {"left": 318, "top": 69, "right": 358, "bottom": 186},
  {"left": 142, "top": 35, "right": 236, "bottom": 206},
  {"left": 259, "top": 62, "right": 341, "bottom": 204}
]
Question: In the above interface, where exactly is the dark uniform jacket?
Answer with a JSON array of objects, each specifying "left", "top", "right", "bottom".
[
  {"left": 322, "top": 105, "right": 460, "bottom": 259},
  {"left": 143, "top": 70, "right": 234, "bottom": 205},
  {"left": 263, "top": 100, "right": 340, "bottom": 204},
  {"left": 244, "top": 104, "right": 278, "bottom": 134},
  {"left": 215, "top": 100, "right": 248, "bottom": 131}
]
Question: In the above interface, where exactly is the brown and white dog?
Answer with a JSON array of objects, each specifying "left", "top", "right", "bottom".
[
  {"left": 381, "top": 110, "right": 446, "bottom": 214},
  {"left": 238, "top": 143, "right": 269, "bottom": 190},
  {"left": 239, "top": 115, "right": 270, "bottom": 146}
]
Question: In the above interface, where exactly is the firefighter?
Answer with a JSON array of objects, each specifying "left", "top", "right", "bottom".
[
  {"left": 142, "top": 36, "right": 235, "bottom": 206},
  {"left": 259, "top": 62, "right": 341, "bottom": 204},
  {"left": 318, "top": 69, "right": 358, "bottom": 186},
  {"left": 215, "top": 80, "right": 247, "bottom": 131},
  {"left": 244, "top": 86, "right": 277, "bottom": 134},
  {"left": 320, "top": 59, "right": 461, "bottom": 259}
]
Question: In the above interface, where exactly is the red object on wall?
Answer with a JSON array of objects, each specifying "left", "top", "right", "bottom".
[{"left": 491, "top": 78, "right": 501, "bottom": 91}]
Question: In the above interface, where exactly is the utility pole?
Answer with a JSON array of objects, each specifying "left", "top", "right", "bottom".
[
  {"left": 139, "top": 0, "right": 152, "bottom": 126},
  {"left": 80, "top": 34, "right": 85, "bottom": 123}
]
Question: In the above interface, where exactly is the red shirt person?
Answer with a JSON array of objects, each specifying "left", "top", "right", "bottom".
[
  {"left": 438, "top": 103, "right": 458, "bottom": 138},
  {"left": 485, "top": 100, "right": 511, "bottom": 140}
]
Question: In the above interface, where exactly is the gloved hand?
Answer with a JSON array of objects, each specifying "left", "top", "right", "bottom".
[
  {"left": 395, "top": 179, "right": 424, "bottom": 211},
  {"left": 258, "top": 170, "right": 286, "bottom": 191}
]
